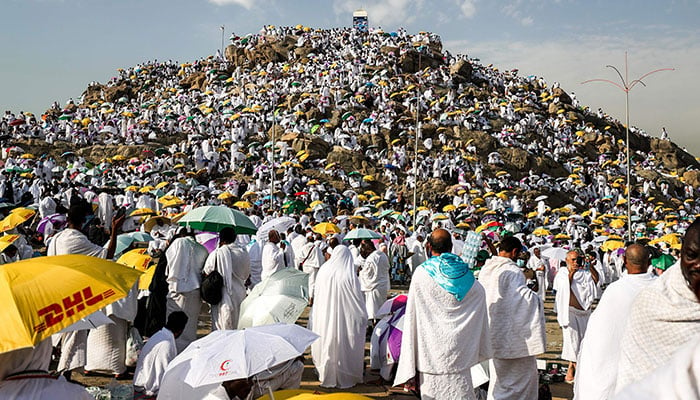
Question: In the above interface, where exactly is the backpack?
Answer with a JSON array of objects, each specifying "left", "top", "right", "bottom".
[{"left": 200, "top": 270, "right": 224, "bottom": 305}]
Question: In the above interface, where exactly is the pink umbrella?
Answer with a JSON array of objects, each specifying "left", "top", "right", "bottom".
[{"left": 195, "top": 232, "right": 219, "bottom": 253}]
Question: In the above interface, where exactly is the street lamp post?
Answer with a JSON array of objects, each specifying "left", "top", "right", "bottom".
[
  {"left": 220, "top": 25, "right": 225, "bottom": 61},
  {"left": 412, "top": 40, "right": 428, "bottom": 233},
  {"left": 582, "top": 52, "right": 673, "bottom": 241}
]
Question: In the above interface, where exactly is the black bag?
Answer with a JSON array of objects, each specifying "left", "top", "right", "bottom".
[{"left": 200, "top": 270, "right": 224, "bottom": 305}]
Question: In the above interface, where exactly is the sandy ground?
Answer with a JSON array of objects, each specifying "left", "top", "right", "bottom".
[{"left": 72, "top": 287, "right": 574, "bottom": 399}]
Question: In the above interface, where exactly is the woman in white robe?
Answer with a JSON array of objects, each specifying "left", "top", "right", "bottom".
[{"left": 311, "top": 246, "right": 367, "bottom": 388}]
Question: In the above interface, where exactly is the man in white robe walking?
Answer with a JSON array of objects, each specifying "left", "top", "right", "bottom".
[
  {"left": 299, "top": 234, "right": 324, "bottom": 304},
  {"left": 554, "top": 249, "right": 599, "bottom": 383},
  {"left": 395, "top": 229, "right": 492, "bottom": 400},
  {"left": 479, "top": 236, "right": 546, "bottom": 400},
  {"left": 165, "top": 228, "right": 209, "bottom": 352},
  {"left": 574, "top": 243, "right": 655, "bottom": 400},
  {"left": 202, "top": 227, "right": 250, "bottom": 330}
]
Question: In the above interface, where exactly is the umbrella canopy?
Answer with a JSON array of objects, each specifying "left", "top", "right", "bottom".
[
  {"left": 312, "top": 222, "right": 340, "bottom": 236},
  {"left": 282, "top": 200, "right": 307, "bottom": 215},
  {"left": 0, "top": 254, "right": 141, "bottom": 353},
  {"left": 108, "top": 232, "right": 154, "bottom": 257},
  {"left": 343, "top": 228, "right": 382, "bottom": 241},
  {"left": 130, "top": 208, "right": 156, "bottom": 217},
  {"left": 143, "top": 216, "right": 171, "bottom": 233},
  {"left": 541, "top": 246, "right": 568, "bottom": 262},
  {"left": 0, "top": 234, "right": 19, "bottom": 252},
  {"left": 0, "top": 208, "right": 35, "bottom": 232},
  {"left": 256, "top": 216, "right": 296, "bottom": 243},
  {"left": 178, "top": 206, "right": 257, "bottom": 234},
  {"left": 36, "top": 213, "right": 67, "bottom": 234},
  {"left": 195, "top": 232, "right": 219, "bottom": 253},
  {"left": 161, "top": 323, "right": 319, "bottom": 390},
  {"left": 116, "top": 248, "right": 152, "bottom": 271},
  {"left": 601, "top": 239, "right": 625, "bottom": 252},
  {"left": 238, "top": 268, "right": 309, "bottom": 328},
  {"left": 532, "top": 227, "right": 551, "bottom": 237},
  {"left": 233, "top": 200, "right": 253, "bottom": 209},
  {"left": 651, "top": 254, "right": 676, "bottom": 271}
]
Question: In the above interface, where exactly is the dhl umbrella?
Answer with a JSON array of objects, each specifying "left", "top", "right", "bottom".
[
  {"left": 257, "top": 390, "right": 372, "bottom": 400},
  {"left": 117, "top": 248, "right": 152, "bottom": 271},
  {"left": 0, "top": 208, "right": 35, "bottom": 232},
  {"left": 0, "top": 254, "right": 141, "bottom": 353},
  {"left": 0, "top": 234, "right": 20, "bottom": 252}
]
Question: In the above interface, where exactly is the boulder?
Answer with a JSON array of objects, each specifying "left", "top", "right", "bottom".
[
  {"left": 180, "top": 72, "right": 207, "bottom": 91},
  {"left": 683, "top": 170, "right": 700, "bottom": 188},
  {"left": 553, "top": 87, "right": 572, "bottom": 105},
  {"left": 449, "top": 60, "right": 473, "bottom": 84}
]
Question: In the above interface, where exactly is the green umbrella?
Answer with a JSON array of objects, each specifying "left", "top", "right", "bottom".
[
  {"left": 178, "top": 206, "right": 257, "bottom": 234},
  {"left": 283, "top": 200, "right": 306, "bottom": 215},
  {"left": 651, "top": 254, "right": 676, "bottom": 271},
  {"left": 310, "top": 124, "right": 320, "bottom": 134},
  {"left": 107, "top": 232, "right": 154, "bottom": 257},
  {"left": 343, "top": 228, "right": 382, "bottom": 240}
]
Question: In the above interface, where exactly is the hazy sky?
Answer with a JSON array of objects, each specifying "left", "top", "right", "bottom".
[{"left": 2, "top": 0, "right": 698, "bottom": 154}]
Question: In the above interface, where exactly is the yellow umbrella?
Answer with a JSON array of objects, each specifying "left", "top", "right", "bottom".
[
  {"left": 125, "top": 185, "right": 139, "bottom": 192},
  {"left": 472, "top": 198, "right": 485, "bottom": 206},
  {"left": 139, "top": 186, "right": 155, "bottom": 193},
  {"left": 233, "top": 200, "right": 253, "bottom": 209},
  {"left": 601, "top": 240, "right": 625, "bottom": 252},
  {"left": 0, "top": 234, "right": 20, "bottom": 252},
  {"left": 257, "top": 390, "right": 372, "bottom": 400},
  {"left": 113, "top": 155, "right": 127, "bottom": 161},
  {"left": 443, "top": 204, "right": 457, "bottom": 212},
  {"left": 309, "top": 200, "right": 325, "bottom": 209},
  {"left": 117, "top": 248, "right": 152, "bottom": 272},
  {"left": 357, "top": 194, "right": 368, "bottom": 202},
  {"left": 649, "top": 233, "right": 682, "bottom": 247},
  {"left": 306, "top": 179, "right": 319, "bottom": 186},
  {"left": 19, "top": 153, "right": 35, "bottom": 159},
  {"left": 130, "top": 208, "right": 156, "bottom": 217},
  {"left": 364, "top": 190, "right": 377, "bottom": 197},
  {"left": 0, "top": 254, "right": 141, "bottom": 353},
  {"left": 159, "top": 195, "right": 185, "bottom": 208},
  {"left": 363, "top": 175, "right": 375, "bottom": 182},
  {"left": 532, "top": 227, "right": 551, "bottom": 237},
  {"left": 155, "top": 181, "right": 169, "bottom": 190},
  {"left": 609, "top": 219, "right": 626, "bottom": 229},
  {"left": 554, "top": 233, "right": 571, "bottom": 240},
  {"left": 218, "top": 192, "right": 235, "bottom": 200},
  {"left": 138, "top": 266, "right": 156, "bottom": 291},
  {"left": 0, "top": 209, "right": 35, "bottom": 232},
  {"left": 312, "top": 222, "right": 341, "bottom": 236}
]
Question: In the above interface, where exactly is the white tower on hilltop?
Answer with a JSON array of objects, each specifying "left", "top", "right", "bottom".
[{"left": 353, "top": 9, "right": 368, "bottom": 32}]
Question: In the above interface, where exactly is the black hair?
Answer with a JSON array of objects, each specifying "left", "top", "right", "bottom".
[
  {"left": 499, "top": 236, "right": 522, "bottom": 253},
  {"left": 165, "top": 311, "right": 188, "bottom": 332},
  {"left": 219, "top": 227, "right": 237, "bottom": 244}
]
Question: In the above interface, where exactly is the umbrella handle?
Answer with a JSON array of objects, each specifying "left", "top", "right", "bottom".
[{"left": 268, "top": 386, "right": 276, "bottom": 400}]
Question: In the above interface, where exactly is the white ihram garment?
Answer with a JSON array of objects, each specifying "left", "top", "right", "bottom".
[
  {"left": 359, "top": 250, "right": 391, "bottom": 319},
  {"left": 311, "top": 246, "right": 367, "bottom": 389},
  {"left": 553, "top": 268, "right": 597, "bottom": 362},
  {"left": 202, "top": 243, "right": 250, "bottom": 330},
  {"left": 395, "top": 268, "right": 492, "bottom": 400},
  {"left": 261, "top": 242, "right": 285, "bottom": 282},
  {"left": 574, "top": 272, "right": 656, "bottom": 400}
]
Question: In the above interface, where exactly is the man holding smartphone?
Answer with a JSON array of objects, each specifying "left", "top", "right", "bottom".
[{"left": 553, "top": 249, "right": 599, "bottom": 384}]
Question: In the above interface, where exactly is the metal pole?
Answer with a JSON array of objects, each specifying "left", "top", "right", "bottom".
[
  {"left": 220, "top": 25, "right": 225, "bottom": 61},
  {"left": 581, "top": 53, "right": 673, "bottom": 242},
  {"left": 624, "top": 54, "right": 631, "bottom": 242}
]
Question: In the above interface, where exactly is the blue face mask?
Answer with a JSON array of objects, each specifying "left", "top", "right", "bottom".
[{"left": 516, "top": 259, "right": 525, "bottom": 268}]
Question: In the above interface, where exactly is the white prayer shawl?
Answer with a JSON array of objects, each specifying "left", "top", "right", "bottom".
[
  {"left": 574, "top": 272, "right": 656, "bottom": 400},
  {"left": 359, "top": 250, "right": 391, "bottom": 319},
  {"left": 0, "top": 339, "right": 52, "bottom": 380},
  {"left": 478, "top": 256, "right": 546, "bottom": 358},
  {"left": 85, "top": 314, "right": 129, "bottom": 374},
  {"left": 615, "top": 263, "right": 700, "bottom": 392},
  {"left": 249, "top": 359, "right": 305, "bottom": 399},
  {"left": 291, "top": 235, "right": 308, "bottom": 267},
  {"left": 202, "top": 243, "right": 250, "bottom": 330},
  {"left": 47, "top": 228, "right": 106, "bottom": 258},
  {"left": 395, "top": 268, "right": 492, "bottom": 396},
  {"left": 165, "top": 236, "right": 209, "bottom": 294},
  {"left": 553, "top": 269, "right": 597, "bottom": 327},
  {"left": 133, "top": 328, "right": 177, "bottom": 396},
  {"left": 311, "top": 246, "right": 367, "bottom": 389},
  {"left": 261, "top": 242, "right": 285, "bottom": 282},
  {"left": 613, "top": 335, "right": 700, "bottom": 400},
  {"left": 488, "top": 356, "right": 539, "bottom": 400}
]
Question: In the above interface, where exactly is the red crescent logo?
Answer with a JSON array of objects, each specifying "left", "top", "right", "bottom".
[{"left": 220, "top": 360, "right": 231, "bottom": 371}]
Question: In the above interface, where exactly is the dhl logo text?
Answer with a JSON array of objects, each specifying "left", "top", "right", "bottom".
[{"left": 33, "top": 287, "right": 116, "bottom": 333}]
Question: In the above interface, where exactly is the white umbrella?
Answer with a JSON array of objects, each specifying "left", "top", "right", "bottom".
[
  {"left": 541, "top": 246, "right": 568, "bottom": 262},
  {"left": 160, "top": 324, "right": 319, "bottom": 390},
  {"left": 535, "top": 195, "right": 548, "bottom": 202},
  {"left": 238, "top": 268, "right": 309, "bottom": 329},
  {"left": 255, "top": 216, "right": 296, "bottom": 243}
]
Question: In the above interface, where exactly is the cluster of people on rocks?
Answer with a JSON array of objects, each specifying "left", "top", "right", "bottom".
[{"left": 0, "top": 23, "right": 698, "bottom": 400}]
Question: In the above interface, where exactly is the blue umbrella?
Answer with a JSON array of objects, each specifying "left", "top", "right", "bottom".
[{"left": 362, "top": 118, "right": 374, "bottom": 123}]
